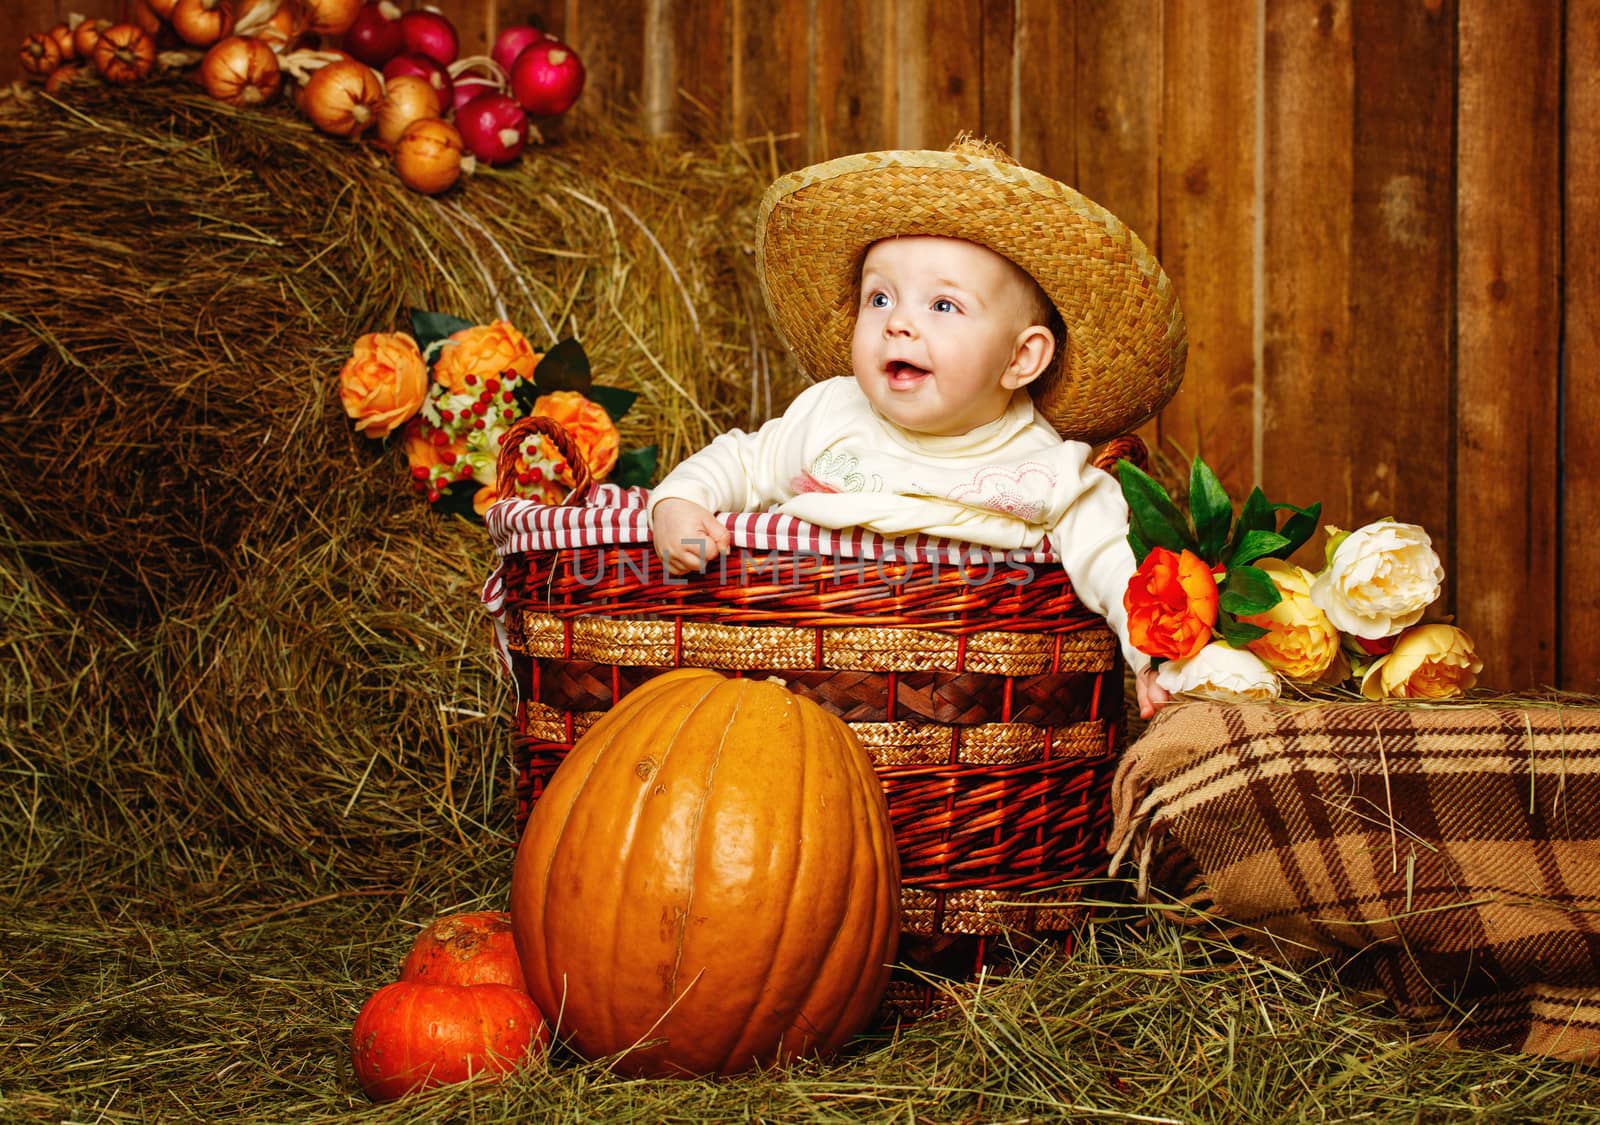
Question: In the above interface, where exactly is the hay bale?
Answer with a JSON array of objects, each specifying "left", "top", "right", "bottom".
[{"left": 0, "top": 80, "right": 801, "bottom": 872}]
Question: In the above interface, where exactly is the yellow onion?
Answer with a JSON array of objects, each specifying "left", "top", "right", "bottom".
[
  {"left": 44, "top": 62, "right": 93, "bottom": 93},
  {"left": 19, "top": 32, "right": 62, "bottom": 79},
  {"left": 300, "top": 0, "right": 362, "bottom": 37},
  {"left": 376, "top": 73, "right": 442, "bottom": 149},
  {"left": 145, "top": 0, "right": 181, "bottom": 18},
  {"left": 233, "top": 0, "right": 306, "bottom": 49},
  {"left": 170, "top": 0, "right": 236, "bottom": 47},
  {"left": 300, "top": 57, "right": 383, "bottom": 138},
  {"left": 92, "top": 23, "right": 156, "bottom": 85},
  {"left": 201, "top": 34, "right": 281, "bottom": 105},
  {"left": 72, "top": 17, "right": 112, "bottom": 59},
  {"left": 394, "top": 117, "right": 464, "bottom": 194},
  {"left": 45, "top": 22, "right": 77, "bottom": 61}
]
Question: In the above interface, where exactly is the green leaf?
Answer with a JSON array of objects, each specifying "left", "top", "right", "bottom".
[
  {"left": 1218, "top": 564, "right": 1282, "bottom": 616},
  {"left": 1117, "top": 459, "right": 1196, "bottom": 556},
  {"left": 612, "top": 445, "right": 658, "bottom": 488},
  {"left": 1126, "top": 526, "right": 1151, "bottom": 565},
  {"left": 512, "top": 376, "right": 541, "bottom": 415},
  {"left": 1274, "top": 500, "right": 1323, "bottom": 558},
  {"left": 1188, "top": 458, "right": 1234, "bottom": 563},
  {"left": 1230, "top": 529, "right": 1292, "bottom": 567},
  {"left": 410, "top": 309, "right": 473, "bottom": 361},
  {"left": 1227, "top": 486, "right": 1275, "bottom": 559},
  {"left": 585, "top": 383, "right": 637, "bottom": 422},
  {"left": 1216, "top": 614, "right": 1269, "bottom": 648},
  {"left": 430, "top": 480, "right": 482, "bottom": 522},
  {"left": 533, "top": 337, "right": 592, "bottom": 393}
]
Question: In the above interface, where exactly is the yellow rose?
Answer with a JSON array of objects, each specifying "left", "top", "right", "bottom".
[
  {"left": 432, "top": 320, "right": 540, "bottom": 395},
  {"left": 533, "top": 390, "right": 621, "bottom": 480},
  {"left": 339, "top": 331, "right": 427, "bottom": 438},
  {"left": 1239, "top": 559, "right": 1340, "bottom": 681},
  {"left": 1360, "top": 624, "right": 1483, "bottom": 700}
]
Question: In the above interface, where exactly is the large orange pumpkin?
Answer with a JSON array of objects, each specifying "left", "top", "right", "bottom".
[{"left": 509, "top": 668, "right": 900, "bottom": 1077}]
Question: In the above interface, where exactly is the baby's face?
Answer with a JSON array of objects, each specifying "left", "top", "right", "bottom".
[{"left": 850, "top": 236, "right": 1050, "bottom": 436}]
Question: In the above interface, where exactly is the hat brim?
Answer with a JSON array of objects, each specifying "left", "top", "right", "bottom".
[{"left": 756, "top": 148, "right": 1187, "bottom": 444}]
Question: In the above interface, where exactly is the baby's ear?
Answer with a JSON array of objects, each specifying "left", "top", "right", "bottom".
[{"left": 1001, "top": 325, "right": 1056, "bottom": 390}]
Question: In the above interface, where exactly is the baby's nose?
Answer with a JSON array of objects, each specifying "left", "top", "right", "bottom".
[{"left": 885, "top": 308, "right": 915, "bottom": 335}]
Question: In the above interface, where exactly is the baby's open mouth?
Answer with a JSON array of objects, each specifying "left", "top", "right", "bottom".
[{"left": 886, "top": 360, "right": 929, "bottom": 385}]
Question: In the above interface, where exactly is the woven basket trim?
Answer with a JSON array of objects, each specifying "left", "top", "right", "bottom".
[
  {"left": 521, "top": 701, "right": 1106, "bottom": 766},
  {"left": 515, "top": 612, "right": 1115, "bottom": 674}
]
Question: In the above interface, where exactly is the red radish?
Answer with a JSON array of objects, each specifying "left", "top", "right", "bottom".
[
  {"left": 490, "top": 23, "right": 544, "bottom": 75},
  {"left": 384, "top": 51, "right": 453, "bottom": 108},
  {"left": 510, "top": 39, "right": 584, "bottom": 117},
  {"left": 398, "top": 7, "right": 458, "bottom": 66},
  {"left": 455, "top": 92, "right": 529, "bottom": 164},
  {"left": 342, "top": 0, "right": 402, "bottom": 67},
  {"left": 450, "top": 74, "right": 498, "bottom": 115}
]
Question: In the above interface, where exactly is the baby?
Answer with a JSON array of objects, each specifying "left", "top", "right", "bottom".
[{"left": 649, "top": 138, "right": 1187, "bottom": 718}]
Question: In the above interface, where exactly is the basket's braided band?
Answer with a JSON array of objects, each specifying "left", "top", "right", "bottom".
[
  {"left": 898, "top": 888, "right": 1088, "bottom": 937},
  {"left": 518, "top": 700, "right": 1107, "bottom": 767},
  {"left": 513, "top": 612, "right": 1116, "bottom": 674}
]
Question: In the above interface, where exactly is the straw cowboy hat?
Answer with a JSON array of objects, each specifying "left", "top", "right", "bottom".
[{"left": 755, "top": 136, "right": 1187, "bottom": 444}]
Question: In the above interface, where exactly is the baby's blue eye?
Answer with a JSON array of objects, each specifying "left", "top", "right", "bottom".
[
  {"left": 868, "top": 292, "right": 890, "bottom": 308},
  {"left": 932, "top": 298, "right": 957, "bottom": 313}
]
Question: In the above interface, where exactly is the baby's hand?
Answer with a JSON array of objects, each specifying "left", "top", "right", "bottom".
[
  {"left": 1135, "top": 664, "right": 1171, "bottom": 720},
  {"left": 650, "top": 498, "right": 733, "bottom": 575}
]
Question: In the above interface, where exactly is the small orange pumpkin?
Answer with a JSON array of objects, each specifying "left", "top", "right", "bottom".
[
  {"left": 200, "top": 35, "right": 281, "bottom": 104},
  {"left": 350, "top": 981, "right": 548, "bottom": 1102},
  {"left": 399, "top": 911, "right": 526, "bottom": 990},
  {"left": 92, "top": 23, "right": 156, "bottom": 85},
  {"left": 509, "top": 668, "right": 901, "bottom": 1077}
]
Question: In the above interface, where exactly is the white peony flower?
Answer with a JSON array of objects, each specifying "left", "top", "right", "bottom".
[
  {"left": 1156, "top": 642, "right": 1281, "bottom": 703},
  {"left": 1309, "top": 519, "right": 1443, "bottom": 639}
]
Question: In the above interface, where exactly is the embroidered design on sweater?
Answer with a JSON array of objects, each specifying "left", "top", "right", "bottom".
[
  {"left": 802, "top": 449, "right": 879, "bottom": 494},
  {"left": 946, "top": 462, "right": 1056, "bottom": 523}
]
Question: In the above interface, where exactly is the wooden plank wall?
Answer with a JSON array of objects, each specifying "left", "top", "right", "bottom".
[{"left": 1, "top": 0, "right": 1590, "bottom": 693}]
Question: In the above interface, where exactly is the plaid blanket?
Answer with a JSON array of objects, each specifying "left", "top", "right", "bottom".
[{"left": 1108, "top": 700, "right": 1600, "bottom": 1064}]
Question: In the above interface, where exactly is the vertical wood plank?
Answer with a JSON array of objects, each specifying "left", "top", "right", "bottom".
[
  {"left": 977, "top": 0, "right": 1015, "bottom": 150},
  {"left": 1259, "top": 1, "right": 1355, "bottom": 560},
  {"left": 563, "top": 0, "right": 648, "bottom": 119},
  {"left": 813, "top": 0, "right": 895, "bottom": 158},
  {"left": 1456, "top": 0, "right": 1560, "bottom": 689},
  {"left": 1154, "top": 0, "right": 1256, "bottom": 493},
  {"left": 673, "top": 0, "right": 733, "bottom": 138},
  {"left": 1073, "top": 0, "right": 1160, "bottom": 246},
  {"left": 501, "top": 0, "right": 567, "bottom": 39},
  {"left": 451, "top": 0, "right": 494, "bottom": 60},
  {"left": 1011, "top": 0, "right": 1076, "bottom": 183},
  {"left": 1346, "top": 0, "right": 1455, "bottom": 568},
  {"left": 732, "top": 0, "right": 811, "bottom": 162},
  {"left": 1565, "top": 0, "right": 1600, "bottom": 691},
  {"left": 894, "top": 0, "right": 982, "bottom": 150}
]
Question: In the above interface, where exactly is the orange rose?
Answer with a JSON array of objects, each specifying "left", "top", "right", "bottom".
[
  {"left": 532, "top": 390, "right": 621, "bottom": 480},
  {"left": 432, "top": 320, "right": 540, "bottom": 395},
  {"left": 339, "top": 331, "right": 427, "bottom": 438},
  {"left": 1124, "top": 547, "right": 1220, "bottom": 661}
]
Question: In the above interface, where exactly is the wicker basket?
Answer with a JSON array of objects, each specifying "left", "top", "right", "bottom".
[{"left": 484, "top": 418, "right": 1143, "bottom": 994}]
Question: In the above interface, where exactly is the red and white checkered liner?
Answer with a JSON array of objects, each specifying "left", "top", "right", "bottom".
[{"left": 480, "top": 484, "right": 1057, "bottom": 665}]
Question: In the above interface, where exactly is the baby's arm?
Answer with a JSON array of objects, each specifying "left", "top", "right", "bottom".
[
  {"left": 652, "top": 497, "right": 733, "bottom": 575},
  {"left": 1135, "top": 664, "right": 1171, "bottom": 719}
]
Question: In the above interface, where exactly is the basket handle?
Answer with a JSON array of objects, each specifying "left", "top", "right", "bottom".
[
  {"left": 1092, "top": 433, "right": 1148, "bottom": 475},
  {"left": 495, "top": 414, "right": 595, "bottom": 506}
]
